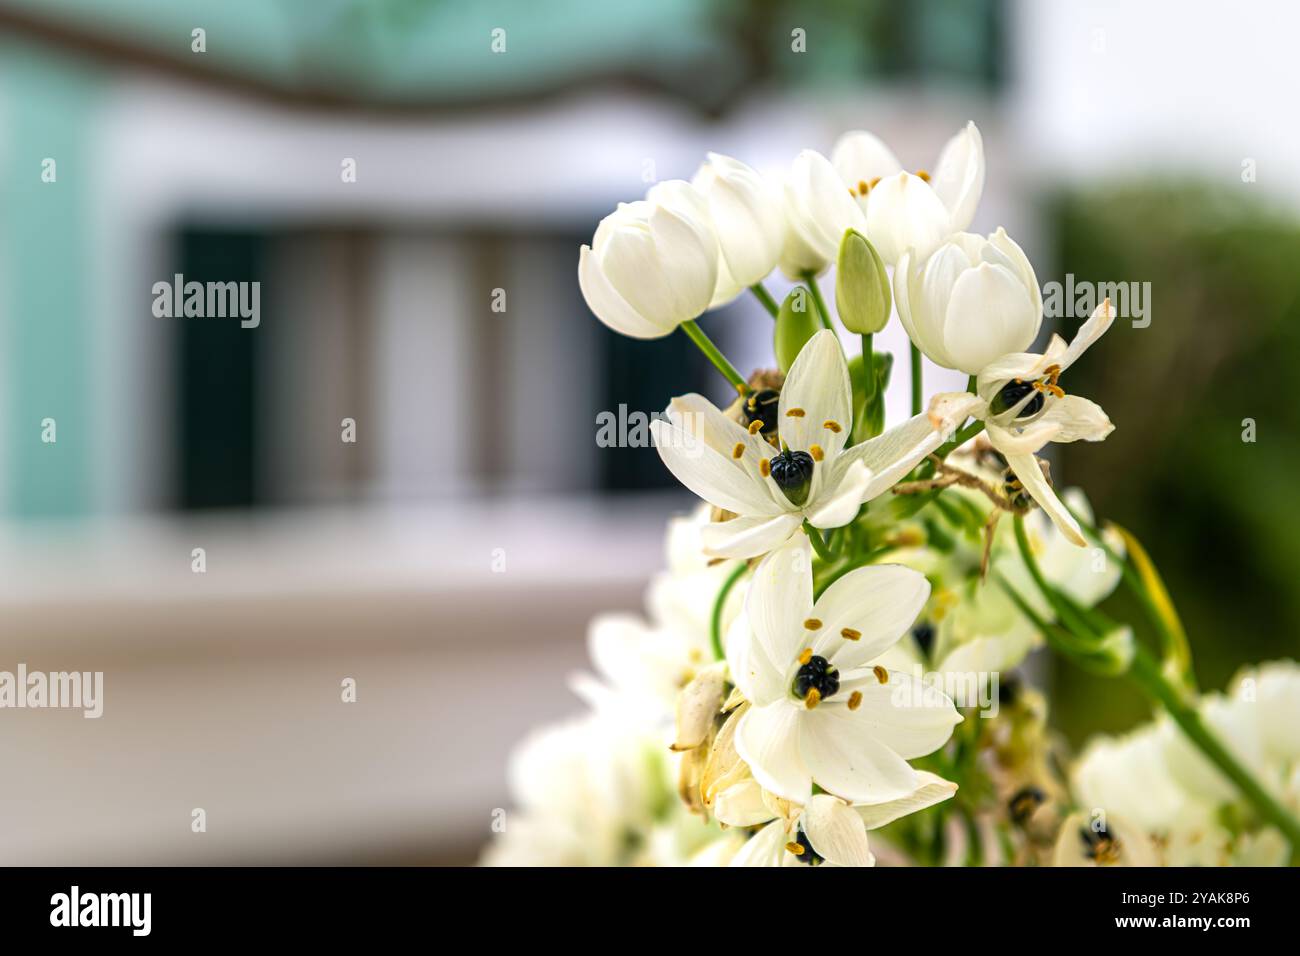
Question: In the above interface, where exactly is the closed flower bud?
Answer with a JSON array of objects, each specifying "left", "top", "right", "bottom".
[
  {"left": 835, "top": 228, "right": 891, "bottom": 334},
  {"left": 578, "top": 188, "right": 719, "bottom": 339},
  {"left": 671, "top": 663, "right": 726, "bottom": 752},
  {"left": 692, "top": 153, "right": 785, "bottom": 289},
  {"left": 894, "top": 228, "right": 1043, "bottom": 375}
]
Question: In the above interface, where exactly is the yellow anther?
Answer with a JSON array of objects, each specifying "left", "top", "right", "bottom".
[
  {"left": 856, "top": 179, "right": 869, "bottom": 195},
  {"left": 915, "top": 169, "right": 931, "bottom": 182},
  {"left": 809, "top": 444, "right": 824, "bottom": 461},
  {"left": 786, "top": 841, "right": 805, "bottom": 856},
  {"left": 786, "top": 408, "right": 806, "bottom": 418},
  {"left": 798, "top": 648, "right": 813, "bottom": 665},
  {"left": 822, "top": 420, "right": 842, "bottom": 434},
  {"left": 869, "top": 176, "right": 881, "bottom": 189},
  {"left": 873, "top": 665, "right": 889, "bottom": 684},
  {"left": 760, "top": 459, "right": 771, "bottom": 478},
  {"left": 732, "top": 442, "right": 745, "bottom": 459},
  {"left": 847, "top": 691, "right": 863, "bottom": 711},
  {"left": 840, "top": 627, "right": 861, "bottom": 641},
  {"left": 748, "top": 419, "right": 765, "bottom": 435},
  {"left": 803, "top": 618, "right": 822, "bottom": 631},
  {"left": 804, "top": 688, "right": 822, "bottom": 710}
]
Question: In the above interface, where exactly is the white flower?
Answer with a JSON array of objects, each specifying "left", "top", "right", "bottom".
[
  {"left": 1051, "top": 811, "right": 1157, "bottom": 867},
  {"left": 894, "top": 228, "right": 1043, "bottom": 375},
  {"left": 650, "top": 330, "right": 972, "bottom": 559},
  {"left": 832, "top": 121, "right": 985, "bottom": 264},
  {"left": 578, "top": 189, "right": 719, "bottom": 339},
  {"left": 778, "top": 149, "right": 867, "bottom": 278},
  {"left": 691, "top": 153, "right": 786, "bottom": 291},
  {"left": 728, "top": 776, "right": 956, "bottom": 867},
  {"left": 726, "top": 535, "right": 961, "bottom": 804},
  {"left": 928, "top": 300, "right": 1117, "bottom": 546}
]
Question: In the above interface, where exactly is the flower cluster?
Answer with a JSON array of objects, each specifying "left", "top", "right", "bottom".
[{"left": 485, "top": 122, "right": 1300, "bottom": 867}]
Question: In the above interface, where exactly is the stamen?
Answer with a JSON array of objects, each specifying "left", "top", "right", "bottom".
[
  {"left": 803, "top": 618, "right": 822, "bottom": 631},
  {"left": 798, "top": 648, "right": 813, "bottom": 665},
  {"left": 856, "top": 180, "right": 869, "bottom": 195},
  {"left": 822, "top": 420, "right": 842, "bottom": 433},
  {"left": 786, "top": 408, "right": 806, "bottom": 418},
  {"left": 869, "top": 176, "right": 880, "bottom": 189},
  {"left": 804, "top": 688, "right": 822, "bottom": 709},
  {"left": 915, "top": 169, "right": 931, "bottom": 182},
  {"left": 809, "top": 444, "right": 824, "bottom": 462},
  {"left": 785, "top": 842, "right": 805, "bottom": 856},
  {"left": 847, "top": 691, "right": 863, "bottom": 711},
  {"left": 840, "top": 627, "right": 861, "bottom": 641},
  {"left": 748, "top": 419, "right": 765, "bottom": 435},
  {"left": 873, "top": 665, "right": 889, "bottom": 684},
  {"left": 759, "top": 459, "right": 771, "bottom": 478},
  {"left": 731, "top": 442, "right": 745, "bottom": 459}
]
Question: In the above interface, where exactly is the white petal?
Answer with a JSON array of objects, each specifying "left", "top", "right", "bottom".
[
  {"left": 578, "top": 244, "right": 671, "bottom": 339},
  {"left": 725, "top": 614, "right": 787, "bottom": 706},
  {"left": 800, "top": 706, "right": 920, "bottom": 803},
  {"left": 650, "top": 416, "right": 780, "bottom": 518},
  {"left": 644, "top": 182, "right": 720, "bottom": 319},
  {"left": 700, "top": 512, "right": 803, "bottom": 559},
  {"left": 903, "top": 239, "right": 974, "bottom": 368},
  {"left": 1004, "top": 451, "right": 1085, "bottom": 546},
  {"left": 778, "top": 329, "right": 852, "bottom": 456},
  {"left": 696, "top": 153, "right": 785, "bottom": 286},
  {"left": 986, "top": 227, "right": 1043, "bottom": 326},
  {"left": 942, "top": 262, "right": 1040, "bottom": 375},
  {"left": 735, "top": 702, "right": 813, "bottom": 803},
  {"left": 985, "top": 419, "right": 1060, "bottom": 456},
  {"left": 831, "top": 130, "right": 902, "bottom": 185},
  {"left": 786, "top": 150, "right": 867, "bottom": 265},
  {"left": 865, "top": 172, "right": 952, "bottom": 265},
  {"left": 803, "top": 794, "right": 874, "bottom": 867},
  {"left": 729, "top": 820, "right": 790, "bottom": 867},
  {"left": 835, "top": 411, "right": 951, "bottom": 503},
  {"left": 810, "top": 563, "right": 930, "bottom": 669},
  {"left": 806, "top": 459, "right": 871, "bottom": 529},
  {"left": 976, "top": 352, "right": 1044, "bottom": 399},
  {"left": 1039, "top": 395, "right": 1114, "bottom": 444},
  {"left": 855, "top": 771, "right": 958, "bottom": 829},
  {"left": 929, "top": 122, "right": 984, "bottom": 232},
  {"left": 745, "top": 535, "right": 814, "bottom": 666},
  {"left": 713, "top": 779, "right": 776, "bottom": 828},
  {"left": 1058, "top": 298, "right": 1115, "bottom": 371},
  {"left": 832, "top": 670, "right": 962, "bottom": 758}
]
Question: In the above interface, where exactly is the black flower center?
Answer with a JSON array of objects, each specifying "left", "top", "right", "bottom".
[
  {"left": 769, "top": 449, "right": 815, "bottom": 506},
  {"left": 992, "top": 379, "right": 1044, "bottom": 418},
  {"left": 793, "top": 654, "right": 839, "bottom": 701},
  {"left": 1079, "top": 827, "right": 1122, "bottom": 865},
  {"left": 1008, "top": 785, "right": 1045, "bottom": 826},
  {"left": 743, "top": 388, "right": 780, "bottom": 438},
  {"left": 911, "top": 621, "right": 935, "bottom": 658}
]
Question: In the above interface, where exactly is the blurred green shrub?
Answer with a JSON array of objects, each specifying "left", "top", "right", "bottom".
[{"left": 1044, "top": 184, "right": 1300, "bottom": 743}]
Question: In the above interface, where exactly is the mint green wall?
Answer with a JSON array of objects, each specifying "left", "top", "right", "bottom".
[{"left": 0, "top": 46, "right": 99, "bottom": 516}]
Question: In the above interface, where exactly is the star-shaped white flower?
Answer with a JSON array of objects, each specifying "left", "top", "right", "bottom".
[
  {"left": 929, "top": 300, "right": 1117, "bottom": 546},
  {"left": 726, "top": 535, "right": 962, "bottom": 805},
  {"left": 650, "top": 330, "right": 970, "bottom": 559}
]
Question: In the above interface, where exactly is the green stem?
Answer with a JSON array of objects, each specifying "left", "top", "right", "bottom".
[
  {"left": 910, "top": 344, "right": 923, "bottom": 415},
  {"left": 749, "top": 283, "right": 779, "bottom": 318},
  {"left": 1014, "top": 515, "right": 1098, "bottom": 638},
  {"left": 860, "top": 334, "right": 877, "bottom": 406},
  {"left": 710, "top": 562, "right": 747, "bottom": 661},
  {"left": 802, "top": 272, "right": 833, "bottom": 330},
  {"left": 680, "top": 319, "right": 746, "bottom": 392},
  {"left": 1127, "top": 649, "right": 1300, "bottom": 863},
  {"left": 802, "top": 520, "right": 834, "bottom": 562}
]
